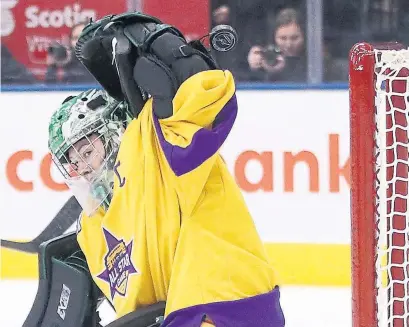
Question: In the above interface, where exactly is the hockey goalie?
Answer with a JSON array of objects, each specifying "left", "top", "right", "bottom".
[{"left": 22, "top": 12, "right": 285, "bottom": 327}]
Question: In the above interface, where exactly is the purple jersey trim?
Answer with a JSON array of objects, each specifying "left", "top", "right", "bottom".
[
  {"left": 161, "top": 286, "right": 285, "bottom": 327},
  {"left": 153, "top": 94, "right": 238, "bottom": 176}
]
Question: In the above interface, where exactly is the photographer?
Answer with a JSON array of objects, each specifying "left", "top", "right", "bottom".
[
  {"left": 246, "top": 8, "right": 307, "bottom": 82},
  {"left": 45, "top": 23, "right": 96, "bottom": 84}
]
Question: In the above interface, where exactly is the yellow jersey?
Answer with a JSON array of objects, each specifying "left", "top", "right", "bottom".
[{"left": 77, "top": 70, "right": 284, "bottom": 326}]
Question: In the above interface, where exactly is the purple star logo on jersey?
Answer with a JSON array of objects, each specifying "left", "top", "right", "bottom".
[{"left": 97, "top": 228, "right": 139, "bottom": 300}]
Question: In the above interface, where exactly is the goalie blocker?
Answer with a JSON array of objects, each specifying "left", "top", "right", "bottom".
[{"left": 23, "top": 233, "right": 166, "bottom": 327}]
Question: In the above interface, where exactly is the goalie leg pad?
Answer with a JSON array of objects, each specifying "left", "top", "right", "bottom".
[
  {"left": 105, "top": 302, "right": 165, "bottom": 327},
  {"left": 23, "top": 233, "right": 101, "bottom": 327}
]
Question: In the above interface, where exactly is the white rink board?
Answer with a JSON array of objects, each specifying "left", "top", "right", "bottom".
[{"left": 0, "top": 90, "right": 350, "bottom": 243}]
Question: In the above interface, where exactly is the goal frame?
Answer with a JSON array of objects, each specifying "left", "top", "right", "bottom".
[
  {"left": 350, "top": 42, "right": 378, "bottom": 327},
  {"left": 350, "top": 41, "right": 409, "bottom": 327}
]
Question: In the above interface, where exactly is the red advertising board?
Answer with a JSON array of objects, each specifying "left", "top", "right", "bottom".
[
  {"left": 142, "top": 0, "right": 209, "bottom": 42},
  {"left": 1, "top": 0, "right": 209, "bottom": 82},
  {"left": 1, "top": 0, "right": 127, "bottom": 80}
]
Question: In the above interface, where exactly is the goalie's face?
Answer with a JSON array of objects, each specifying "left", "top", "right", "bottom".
[
  {"left": 66, "top": 133, "right": 106, "bottom": 181},
  {"left": 61, "top": 131, "right": 117, "bottom": 216},
  {"left": 48, "top": 89, "right": 129, "bottom": 216}
]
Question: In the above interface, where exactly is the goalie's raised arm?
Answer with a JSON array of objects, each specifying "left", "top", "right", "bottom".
[
  {"left": 75, "top": 12, "right": 227, "bottom": 119},
  {"left": 27, "top": 13, "right": 286, "bottom": 327}
]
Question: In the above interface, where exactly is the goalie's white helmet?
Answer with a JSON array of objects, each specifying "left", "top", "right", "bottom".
[{"left": 48, "top": 89, "right": 131, "bottom": 215}]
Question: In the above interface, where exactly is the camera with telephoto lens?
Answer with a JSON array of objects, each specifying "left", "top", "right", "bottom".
[
  {"left": 263, "top": 44, "right": 281, "bottom": 64},
  {"left": 48, "top": 43, "right": 68, "bottom": 61}
]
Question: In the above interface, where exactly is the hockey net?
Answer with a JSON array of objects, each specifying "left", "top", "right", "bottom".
[{"left": 350, "top": 42, "right": 409, "bottom": 327}]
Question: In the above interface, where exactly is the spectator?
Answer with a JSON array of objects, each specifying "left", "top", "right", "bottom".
[
  {"left": 1, "top": 44, "right": 37, "bottom": 85},
  {"left": 45, "top": 23, "right": 96, "bottom": 85},
  {"left": 245, "top": 8, "right": 307, "bottom": 82}
]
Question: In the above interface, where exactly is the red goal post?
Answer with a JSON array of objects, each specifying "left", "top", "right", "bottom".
[{"left": 350, "top": 42, "right": 409, "bottom": 327}]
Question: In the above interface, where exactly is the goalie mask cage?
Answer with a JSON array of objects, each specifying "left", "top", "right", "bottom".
[{"left": 350, "top": 42, "right": 409, "bottom": 327}]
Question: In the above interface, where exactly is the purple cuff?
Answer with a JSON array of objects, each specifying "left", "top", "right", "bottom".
[
  {"left": 161, "top": 286, "right": 285, "bottom": 327},
  {"left": 153, "top": 94, "right": 238, "bottom": 176}
]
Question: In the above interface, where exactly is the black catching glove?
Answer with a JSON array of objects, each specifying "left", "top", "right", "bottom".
[{"left": 75, "top": 12, "right": 224, "bottom": 118}]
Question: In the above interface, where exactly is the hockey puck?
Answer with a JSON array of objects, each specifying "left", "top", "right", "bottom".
[{"left": 210, "top": 25, "right": 238, "bottom": 52}]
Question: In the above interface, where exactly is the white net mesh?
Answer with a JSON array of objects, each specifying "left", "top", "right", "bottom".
[{"left": 375, "top": 48, "right": 409, "bottom": 327}]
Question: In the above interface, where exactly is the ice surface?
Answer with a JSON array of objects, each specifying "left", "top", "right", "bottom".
[{"left": 0, "top": 281, "right": 352, "bottom": 327}]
